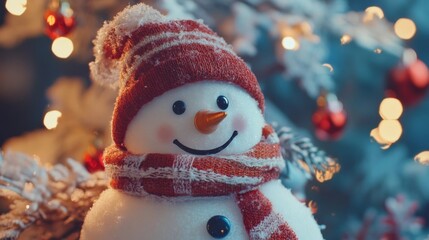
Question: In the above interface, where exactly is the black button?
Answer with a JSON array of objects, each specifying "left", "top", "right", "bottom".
[{"left": 207, "top": 215, "right": 231, "bottom": 239}]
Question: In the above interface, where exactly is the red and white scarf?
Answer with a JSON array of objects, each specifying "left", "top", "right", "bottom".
[{"left": 104, "top": 125, "right": 298, "bottom": 240}]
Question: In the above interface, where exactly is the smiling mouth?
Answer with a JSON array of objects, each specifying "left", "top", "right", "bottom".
[{"left": 173, "top": 131, "right": 238, "bottom": 155}]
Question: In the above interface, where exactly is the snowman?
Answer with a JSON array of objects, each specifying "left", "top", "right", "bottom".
[{"left": 81, "top": 4, "right": 324, "bottom": 240}]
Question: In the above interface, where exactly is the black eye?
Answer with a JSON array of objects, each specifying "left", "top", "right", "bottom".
[
  {"left": 216, "top": 96, "right": 229, "bottom": 110},
  {"left": 172, "top": 100, "right": 186, "bottom": 115},
  {"left": 207, "top": 215, "right": 231, "bottom": 239}
]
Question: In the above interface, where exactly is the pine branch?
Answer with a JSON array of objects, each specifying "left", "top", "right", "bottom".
[
  {"left": 0, "top": 152, "right": 107, "bottom": 239},
  {"left": 276, "top": 127, "right": 340, "bottom": 182}
]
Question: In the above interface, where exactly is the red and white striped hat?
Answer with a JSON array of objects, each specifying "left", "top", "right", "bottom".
[{"left": 90, "top": 4, "right": 264, "bottom": 148}]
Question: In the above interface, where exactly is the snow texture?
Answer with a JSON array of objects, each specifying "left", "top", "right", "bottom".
[{"left": 0, "top": 151, "right": 107, "bottom": 239}]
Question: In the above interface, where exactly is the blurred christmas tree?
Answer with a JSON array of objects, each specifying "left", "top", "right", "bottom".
[{"left": 0, "top": 0, "right": 428, "bottom": 239}]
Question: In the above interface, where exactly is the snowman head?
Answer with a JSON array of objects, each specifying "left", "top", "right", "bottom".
[
  {"left": 124, "top": 81, "right": 264, "bottom": 155},
  {"left": 90, "top": 4, "right": 265, "bottom": 155}
]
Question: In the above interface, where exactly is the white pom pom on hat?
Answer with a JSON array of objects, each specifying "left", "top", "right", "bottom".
[{"left": 90, "top": 4, "right": 166, "bottom": 89}]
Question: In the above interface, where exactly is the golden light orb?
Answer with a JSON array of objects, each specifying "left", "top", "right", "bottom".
[
  {"left": 46, "top": 14, "right": 56, "bottom": 26},
  {"left": 281, "top": 36, "right": 300, "bottom": 50},
  {"left": 370, "top": 127, "right": 392, "bottom": 149},
  {"left": 394, "top": 18, "right": 417, "bottom": 40},
  {"left": 378, "top": 120, "right": 403, "bottom": 143},
  {"left": 364, "top": 6, "right": 384, "bottom": 21},
  {"left": 43, "top": 110, "right": 62, "bottom": 130},
  {"left": 379, "top": 98, "right": 403, "bottom": 120},
  {"left": 5, "top": 0, "right": 27, "bottom": 16},
  {"left": 51, "top": 37, "right": 74, "bottom": 59}
]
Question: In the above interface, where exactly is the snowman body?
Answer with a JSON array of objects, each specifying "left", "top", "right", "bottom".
[
  {"left": 81, "top": 180, "right": 322, "bottom": 240},
  {"left": 82, "top": 81, "right": 323, "bottom": 239}
]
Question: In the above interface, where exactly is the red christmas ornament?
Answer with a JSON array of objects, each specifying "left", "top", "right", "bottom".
[
  {"left": 83, "top": 147, "right": 104, "bottom": 173},
  {"left": 312, "top": 94, "right": 347, "bottom": 140},
  {"left": 386, "top": 59, "right": 429, "bottom": 106},
  {"left": 44, "top": 1, "right": 75, "bottom": 39}
]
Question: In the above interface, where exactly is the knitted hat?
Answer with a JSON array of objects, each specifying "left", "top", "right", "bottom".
[{"left": 90, "top": 4, "right": 264, "bottom": 148}]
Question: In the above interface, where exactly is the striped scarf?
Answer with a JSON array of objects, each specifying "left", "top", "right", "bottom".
[{"left": 104, "top": 125, "right": 298, "bottom": 240}]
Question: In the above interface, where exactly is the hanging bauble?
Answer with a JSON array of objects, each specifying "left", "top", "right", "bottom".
[
  {"left": 386, "top": 50, "right": 429, "bottom": 106},
  {"left": 312, "top": 93, "right": 347, "bottom": 140},
  {"left": 83, "top": 145, "right": 104, "bottom": 173},
  {"left": 44, "top": 0, "right": 76, "bottom": 39}
]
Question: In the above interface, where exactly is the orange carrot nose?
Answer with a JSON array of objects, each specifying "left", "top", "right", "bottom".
[{"left": 194, "top": 110, "right": 227, "bottom": 134}]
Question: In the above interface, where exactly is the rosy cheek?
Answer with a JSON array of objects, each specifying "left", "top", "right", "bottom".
[
  {"left": 157, "top": 124, "right": 175, "bottom": 143},
  {"left": 233, "top": 115, "right": 247, "bottom": 132}
]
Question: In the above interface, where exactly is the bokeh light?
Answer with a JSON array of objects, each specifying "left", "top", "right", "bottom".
[
  {"left": 43, "top": 110, "right": 62, "bottom": 130},
  {"left": 340, "top": 34, "right": 352, "bottom": 45},
  {"left": 414, "top": 151, "right": 429, "bottom": 165},
  {"left": 51, "top": 37, "right": 74, "bottom": 59},
  {"left": 46, "top": 14, "right": 56, "bottom": 26},
  {"left": 322, "top": 63, "right": 334, "bottom": 72},
  {"left": 374, "top": 48, "right": 382, "bottom": 54},
  {"left": 282, "top": 36, "right": 300, "bottom": 50},
  {"left": 394, "top": 18, "right": 417, "bottom": 40},
  {"left": 378, "top": 120, "right": 402, "bottom": 143},
  {"left": 379, "top": 98, "right": 403, "bottom": 120},
  {"left": 364, "top": 6, "right": 384, "bottom": 21},
  {"left": 370, "top": 127, "right": 392, "bottom": 149},
  {"left": 5, "top": 0, "right": 27, "bottom": 16}
]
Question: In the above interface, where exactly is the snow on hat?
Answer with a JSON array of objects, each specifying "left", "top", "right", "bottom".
[{"left": 90, "top": 3, "right": 264, "bottom": 148}]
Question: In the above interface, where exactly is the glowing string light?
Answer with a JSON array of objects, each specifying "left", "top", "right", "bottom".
[
  {"left": 394, "top": 18, "right": 417, "bottom": 40},
  {"left": 370, "top": 127, "right": 392, "bottom": 150},
  {"left": 363, "top": 6, "right": 384, "bottom": 22},
  {"left": 379, "top": 98, "right": 403, "bottom": 120},
  {"left": 5, "top": 0, "right": 27, "bottom": 16},
  {"left": 46, "top": 14, "right": 56, "bottom": 26},
  {"left": 51, "top": 37, "right": 74, "bottom": 59},
  {"left": 371, "top": 97, "right": 405, "bottom": 149},
  {"left": 415, "top": 151, "right": 429, "bottom": 165},
  {"left": 43, "top": 110, "right": 62, "bottom": 130},
  {"left": 340, "top": 34, "right": 352, "bottom": 45},
  {"left": 281, "top": 36, "right": 300, "bottom": 50},
  {"left": 378, "top": 120, "right": 402, "bottom": 143}
]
